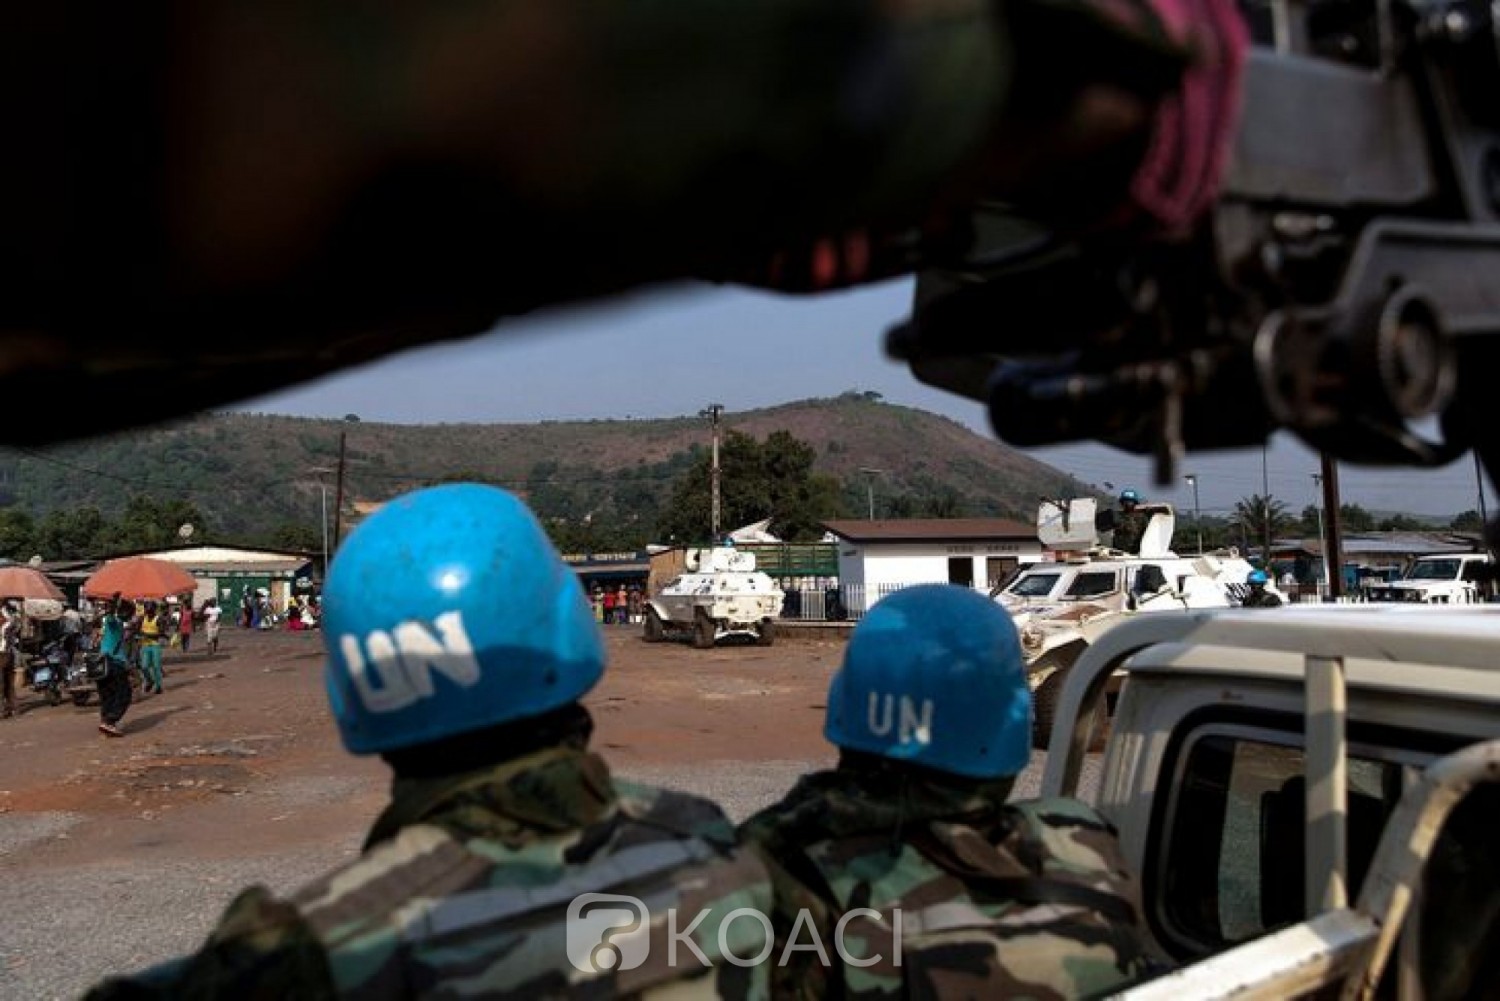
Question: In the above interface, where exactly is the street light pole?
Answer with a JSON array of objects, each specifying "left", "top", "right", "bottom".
[
  {"left": 859, "top": 468, "right": 884, "bottom": 520},
  {"left": 1313, "top": 471, "right": 1332, "bottom": 595},
  {"left": 320, "top": 485, "right": 329, "bottom": 582},
  {"left": 701, "top": 404, "right": 724, "bottom": 539},
  {"left": 1184, "top": 474, "right": 1202, "bottom": 554}
]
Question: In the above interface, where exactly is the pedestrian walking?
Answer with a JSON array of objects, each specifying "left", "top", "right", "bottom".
[
  {"left": 201, "top": 597, "right": 222, "bottom": 655},
  {"left": 60, "top": 604, "right": 84, "bottom": 666},
  {"left": 177, "top": 596, "right": 194, "bottom": 653},
  {"left": 137, "top": 601, "right": 165, "bottom": 694},
  {"left": 96, "top": 595, "right": 133, "bottom": 737},
  {"left": 0, "top": 602, "right": 19, "bottom": 719}
]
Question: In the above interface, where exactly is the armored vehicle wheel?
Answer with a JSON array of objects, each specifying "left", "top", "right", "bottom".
[
  {"left": 71, "top": 691, "right": 91, "bottom": 707},
  {"left": 46, "top": 687, "right": 62, "bottom": 706},
  {"left": 644, "top": 608, "right": 665, "bottom": 642},
  {"left": 756, "top": 619, "right": 776, "bottom": 646},
  {"left": 692, "top": 610, "right": 716, "bottom": 649}
]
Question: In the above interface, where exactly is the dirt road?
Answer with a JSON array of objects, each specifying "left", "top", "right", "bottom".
[
  {"left": 0, "top": 626, "right": 843, "bottom": 999},
  {"left": 0, "top": 625, "right": 1080, "bottom": 999}
]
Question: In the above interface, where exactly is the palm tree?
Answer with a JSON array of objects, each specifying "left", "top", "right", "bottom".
[{"left": 1231, "top": 494, "right": 1293, "bottom": 562}]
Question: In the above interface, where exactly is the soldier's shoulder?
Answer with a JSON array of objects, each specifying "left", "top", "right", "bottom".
[
  {"left": 1004, "top": 796, "right": 1133, "bottom": 878},
  {"left": 289, "top": 822, "right": 474, "bottom": 928},
  {"left": 613, "top": 778, "right": 738, "bottom": 845}
]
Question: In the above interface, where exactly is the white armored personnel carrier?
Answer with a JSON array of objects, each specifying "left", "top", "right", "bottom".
[{"left": 643, "top": 546, "right": 784, "bottom": 648}]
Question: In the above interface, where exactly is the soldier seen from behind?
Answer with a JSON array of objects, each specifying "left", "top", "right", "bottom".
[
  {"left": 87, "top": 483, "right": 771, "bottom": 999},
  {"left": 1241, "top": 569, "right": 1284, "bottom": 607},
  {"left": 741, "top": 584, "right": 1162, "bottom": 1000}
]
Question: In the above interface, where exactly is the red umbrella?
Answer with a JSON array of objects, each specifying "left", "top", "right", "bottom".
[
  {"left": 83, "top": 557, "right": 198, "bottom": 601},
  {"left": 0, "top": 566, "right": 65, "bottom": 601}
]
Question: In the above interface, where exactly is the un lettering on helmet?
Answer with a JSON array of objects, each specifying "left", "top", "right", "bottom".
[
  {"left": 824, "top": 584, "right": 1030, "bottom": 778},
  {"left": 340, "top": 611, "right": 481, "bottom": 713},
  {"left": 866, "top": 693, "right": 935, "bottom": 746},
  {"left": 321, "top": 483, "right": 606, "bottom": 754}
]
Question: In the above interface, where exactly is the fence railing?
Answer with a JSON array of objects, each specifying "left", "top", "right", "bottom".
[{"left": 779, "top": 581, "right": 962, "bottom": 622}]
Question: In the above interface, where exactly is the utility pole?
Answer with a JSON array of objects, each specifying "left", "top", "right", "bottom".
[
  {"left": 703, "top": 404, "right": 724, "bottom": 539},
  {"left": 1261, "top": 444, "right": 1273, "bottom": 565},
  {"left": 860, "top": 468, "right": 885, "bottom": 520},
  {"left": 320, "top": 485, "right": 329, "bottom": 581},
  {"left": 1476, "top": 451, "right": 1490, "bottom": 529},
  {"left": 1319, "top": 455, "right": 1344, "bottom": 599},
  {"left": 333, "top": 431, "right": 348, "bottom": 550},
  {"left": 1184, "top": 473, "right": 1202, "bottom": 553},
  {"left": 1312, "top": 472, "right": 1330, "bottom": 595}
]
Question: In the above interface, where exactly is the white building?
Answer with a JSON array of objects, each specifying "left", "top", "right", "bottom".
[{"left": 822, "top": 517, "right": 1042, "bottom": 611}]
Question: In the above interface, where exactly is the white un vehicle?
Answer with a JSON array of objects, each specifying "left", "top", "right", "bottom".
[
  {"left": 1047, "top": 604, "right": 1500, "bottom": 1001},
  {"left": 1364, "top": 551, "right": 1492, "bottom": 604},
  {"left": 643, "top": 546, "right": 784, "bottom": 648},
  {"left": 994, "top": 498, "right": 1271, "bottom": 746}
]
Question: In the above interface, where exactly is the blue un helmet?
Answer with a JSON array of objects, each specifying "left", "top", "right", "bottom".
[
  {"left": 1119, "top": 489, "right": 1141, "bottom": 507},
  {"left": 824, "top": 584, "right": 1031, "bottom": 779},
  {"left": 322, "top": 483, "right": 604, "bottom": 755},
  {"left": 1247, "top": 569, "right": 1269, "bottom": 586}
]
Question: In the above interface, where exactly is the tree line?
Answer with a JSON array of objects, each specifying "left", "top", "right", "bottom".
[
  {"left": 1178, "top": 493, "right": 1481, "bottom": 555},
  {"left": 0, "top": 429, "right": 996, "bottom": 562},
  {"left": 0, "top": 438, "right": 1472, "bottom": 564}
]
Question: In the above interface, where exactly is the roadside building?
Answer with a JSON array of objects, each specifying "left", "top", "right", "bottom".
[
  {"left": 126, "top": 545, "right": 317, "bottom": 615},
  {"left": 821, "top": 517, "right": 1042, "bottom": 615},
  {"left": 563, "top": 549, "right": 653, "bottom": 593}
]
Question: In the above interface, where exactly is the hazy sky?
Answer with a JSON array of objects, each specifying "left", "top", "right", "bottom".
[{"left": 244, "top": 280, "right": 1492, "bottom": 521}]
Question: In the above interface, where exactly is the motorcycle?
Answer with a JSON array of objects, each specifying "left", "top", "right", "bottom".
[
  {"left": 23, "top": 639, "right": 99, "bottom": 707},
  {"left": 24, "top": 640, "right": 70, "bottom": 706}
]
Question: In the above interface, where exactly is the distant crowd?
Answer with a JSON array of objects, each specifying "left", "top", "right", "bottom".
[{"left": 589, "top": 583, "right": 644, "bottom": 625}]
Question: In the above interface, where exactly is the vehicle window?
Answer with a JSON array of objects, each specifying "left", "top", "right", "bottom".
[
  {"left": 1008, "top": 573, "right": 1061, "bottom": 598},
  {"left": 1064, "top": 571, "right": 1118, "bottom": 598},
  {"left": 1133, "top": 565, "right": 1168, "bottom": 593},
  {"left": 1460, "top": 561, "right": 1486, "bottom": 583},
  {"left": 1408, "top": 559, "right": 1460, "bottom": 580},
  {"left": 1156, "top": 730, "right": 1403, "bottom": 956}
]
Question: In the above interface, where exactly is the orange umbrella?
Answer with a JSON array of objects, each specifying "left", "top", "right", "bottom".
[
  {"left": 83, "top": 557, "right": 198, "bottom": 601},
  {"left": 0, "top": 566, "right": 65, "bottom": 601}
]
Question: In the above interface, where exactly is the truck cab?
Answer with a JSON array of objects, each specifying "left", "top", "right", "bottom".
[{"left": 1042, "top": 606, "right": 1500, "bottom": 999}]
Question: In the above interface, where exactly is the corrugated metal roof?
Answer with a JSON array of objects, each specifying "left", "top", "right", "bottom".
[
  {"left": 1273, "top": 533, "right": 1480, "bottom": 557},
  {"left": 822, "top": 518, "right": 1036, "bottom": 543},
  {"left": 178, "top": 559, "right": 312, "bottom": 574}
]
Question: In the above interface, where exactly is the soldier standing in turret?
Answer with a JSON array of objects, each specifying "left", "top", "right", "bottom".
[{"left": 1099, "top": 489, "right": 1149, "bottom": 554}]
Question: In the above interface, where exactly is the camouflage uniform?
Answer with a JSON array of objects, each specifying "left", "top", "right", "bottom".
[
  {"left": 89, "top": 745, "right": 772, "bottom": 999},
  {"left": 741, "top": 767, "right": 1160, "bottom": 1000},
  {"left": 1104, "top": 508, "right": 1148, "bottom": 554},
  {"left": 1241, "top": 588, "right": 1283, "bottom": 608}
]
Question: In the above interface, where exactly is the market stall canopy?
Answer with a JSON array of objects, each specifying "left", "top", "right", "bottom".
[
  {"left": 83, "top": 557, "right": 198, "bottom": 601},
  {"left": 0, "top": 566, "right": 65, "bottom": 602}
]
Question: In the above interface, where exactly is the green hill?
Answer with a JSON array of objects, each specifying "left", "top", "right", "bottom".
[{"left": 0, "top": 394, "right": 1094, "bottom": 555}]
